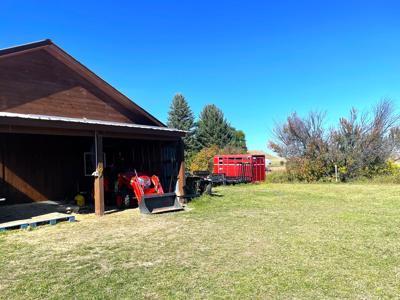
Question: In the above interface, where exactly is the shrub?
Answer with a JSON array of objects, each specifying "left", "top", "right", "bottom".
[
  {"left": 349, "top": 173, "right": 400, "bottom": 184},
  {"left": 266, "top": 171, "right": 293, "bottom": 183},
  {"left": 269, "top": 100, "right": 399, "bottom": 182},
  {"left": 190, "top": 145, "right": 220, "bottom": 172}
]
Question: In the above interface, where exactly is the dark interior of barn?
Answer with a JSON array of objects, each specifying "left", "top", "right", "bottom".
[{"left": 0, "top": 133, "right": 182, "bottom": 207}]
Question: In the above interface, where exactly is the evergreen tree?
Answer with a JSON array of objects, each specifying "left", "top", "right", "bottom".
[
  {"left": 229, "top": 128, "right": 248, "bottom": 152},
  {"left": 167, "top": 93, "right": 194, "bottom": 130},
  {"left": 195, "top": 104, "right": 234, "bottom": 149},
  {"left": 167, "top": 93, "right": 196, "bottom": 157}
]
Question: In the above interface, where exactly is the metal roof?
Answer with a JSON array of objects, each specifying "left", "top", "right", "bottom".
[{"left": 0, "top": 112, "right": 186, "bottom": 134}]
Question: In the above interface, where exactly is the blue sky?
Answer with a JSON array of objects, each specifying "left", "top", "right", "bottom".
[{"left": 1, "top": 1, "right": 400, "bottom": 152}]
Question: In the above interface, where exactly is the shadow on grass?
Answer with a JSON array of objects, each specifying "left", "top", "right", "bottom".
[{"left": 209, "top": 192, "right": 223, "bottom": 198}]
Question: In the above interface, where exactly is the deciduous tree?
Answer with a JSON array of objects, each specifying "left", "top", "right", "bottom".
[
  {"left": 269, "top": 99, "right": 400, "bottom": 181},
  {"left": 190, "top": 145, "right": 220, "bottom": 172}
]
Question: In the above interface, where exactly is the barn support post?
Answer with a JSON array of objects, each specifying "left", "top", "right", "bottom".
[
  {"left": 94, "top": 132, "right": 105, "bottom": 216},
  {"left": 0, "top": 134, "right": 5, "bottom": 198},
  {"left": 177, "top": 139, "right": 185, "bottom": 198}
]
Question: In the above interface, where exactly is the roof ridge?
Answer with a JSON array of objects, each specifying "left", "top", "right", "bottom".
[{"left": 0, "top": 39, "right": 52, "bottom": 56}]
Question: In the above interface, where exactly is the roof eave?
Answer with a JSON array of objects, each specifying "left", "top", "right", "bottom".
[{"left": 0, "top": 112, "right": 186, "bottom": 137}]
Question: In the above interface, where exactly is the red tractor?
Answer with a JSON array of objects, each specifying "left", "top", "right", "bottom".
[{"left": 115, "top": 171, "right": 183, "bottom": 214}]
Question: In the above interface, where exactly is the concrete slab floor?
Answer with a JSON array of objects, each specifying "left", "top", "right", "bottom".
[{"left": 0, "top": 201, "right": 74, "bottom": 224}]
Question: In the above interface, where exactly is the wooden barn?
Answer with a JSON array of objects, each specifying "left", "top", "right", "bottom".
[{"left": 0, "top": 39, "right": 186, "bottom": 216}]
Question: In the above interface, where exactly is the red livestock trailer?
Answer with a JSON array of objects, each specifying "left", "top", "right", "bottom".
[{"left": 213, "top": 154, "right": 266, "bottom": 183}]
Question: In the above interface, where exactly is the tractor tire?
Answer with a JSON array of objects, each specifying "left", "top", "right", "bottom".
[{"left": 122, "top": 193, "right": 131, "bottom": 208}]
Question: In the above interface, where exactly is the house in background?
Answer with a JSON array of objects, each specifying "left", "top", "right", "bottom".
[{"left": 0, "top": 39, "right": 186, "bottom": 216}]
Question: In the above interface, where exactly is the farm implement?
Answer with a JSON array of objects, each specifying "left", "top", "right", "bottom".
[{"left": 115, "top": 172, "right": 183, "bottom": 214}]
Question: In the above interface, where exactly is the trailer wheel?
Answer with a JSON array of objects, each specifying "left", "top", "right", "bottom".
[{"left": 204, "top": 183, "right": 212, "bottom": 195}]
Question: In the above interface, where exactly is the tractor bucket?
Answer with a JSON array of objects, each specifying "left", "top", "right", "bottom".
[{"left": 139, "top": 192, "right": 183, "bottom": 214}]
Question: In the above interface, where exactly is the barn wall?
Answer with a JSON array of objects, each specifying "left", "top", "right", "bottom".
[
  {"left": 0, "top": 133, "right": 92, "bottom": 204},
  {"left": 0, "top": 50, "right": 154, "bottom": 124}
]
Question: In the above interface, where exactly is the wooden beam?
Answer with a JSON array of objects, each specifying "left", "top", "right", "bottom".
[
  {"left": 0, "top": 39, "right": 51, "bottom": 58},
  {"left": 0, "top": 134, "right": 5, "bottom": 188},
  {"left": 177, "top": 139, "right": 185, "bottom": 197},
  {"left": 0, "top": 125, "right": 182, "bottom": 141},
  {"left": 0, "top": 118, "right": 185, "bottom": 139},
  {"left": 94, "top": 133, "right": 105, "bottom": 216}
]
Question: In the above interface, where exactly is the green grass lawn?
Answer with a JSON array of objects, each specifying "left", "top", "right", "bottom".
[{"left": 1, "top": 183, "right": 400, "bottom": 299}]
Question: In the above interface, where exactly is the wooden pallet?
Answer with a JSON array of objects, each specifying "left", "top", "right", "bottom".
[{"left": 0, "top": 213, "right": 75, "bottom": 232}]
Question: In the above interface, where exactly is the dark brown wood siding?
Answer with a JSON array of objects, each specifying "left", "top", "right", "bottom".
[
  {"left": 0, "top": 133, "right": 92, "bottom": 204},
  {"left": 0, "top": 133, "right": 182, "bottom": 205},
  {"left": 0, "top": 50, "right": 152, "bottom": 124}
]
